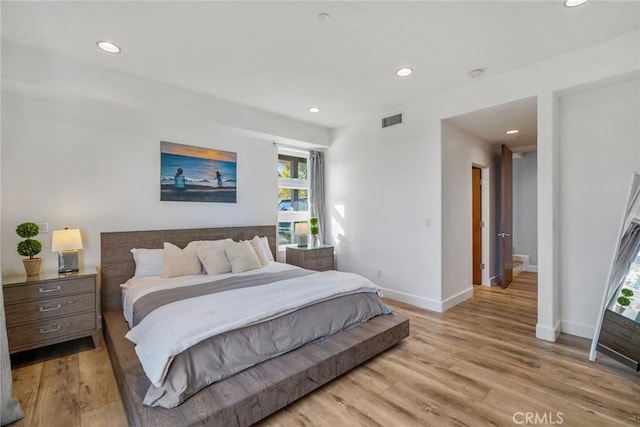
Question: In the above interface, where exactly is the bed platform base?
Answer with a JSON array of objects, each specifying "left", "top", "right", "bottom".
[
  {"left": 100, "top": 226, "right": 409, "bottom": 426},
  {"left": 103, "top": 310, "right": 409, "bottom": 427}
]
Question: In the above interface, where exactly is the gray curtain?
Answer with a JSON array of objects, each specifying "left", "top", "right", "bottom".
[
  {"left": 1, "top": 281, "right": 24, "bottom": 425},
  {"left": 607, "top": 222, "right": 640, "bottom": 303},
  {"left": 309, "top": 151, "right": 326, "bottom": 243}
]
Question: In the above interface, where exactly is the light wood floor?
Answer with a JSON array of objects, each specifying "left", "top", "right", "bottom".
[{"left": 9, "top": 272, "right": 640, "bottom": 426}]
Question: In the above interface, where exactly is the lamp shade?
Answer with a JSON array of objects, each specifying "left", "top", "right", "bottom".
[
  {"left": 294, "top": 222, "right": 309, "bottom": 236},
  {"left": 51, "top": 228, "right": 83, "bottom": 252}
]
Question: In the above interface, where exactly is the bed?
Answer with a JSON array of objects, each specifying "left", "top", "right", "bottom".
[{"left": 101, "top": 225, "right": 409, "bottom": 426}]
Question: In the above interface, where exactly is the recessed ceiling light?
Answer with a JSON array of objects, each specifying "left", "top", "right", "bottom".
[
  {"left": 564, "top": 0, "right": 589, "bottom": 7},
  {"left": 309, "top": 107, "right": 320, "bottom": 113},
  {"left": 506, "top": 129, "right": 520, "bottom": 135},
  {"left": 96, "top": 41, "right": 121, "bottom": 53},
  {"left": 318, "top": 12, "right": 331, "bottom": 21},
  {"left": 396, "top": 67, "right": 413, "bottom": 77},
  {"left": 468, "top": 68, "right": 485, "bottom": 78}
]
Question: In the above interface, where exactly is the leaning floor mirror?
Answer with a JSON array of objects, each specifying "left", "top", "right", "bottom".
[{"left": 590, "top": 172, "right": 640, "bottom": 370}]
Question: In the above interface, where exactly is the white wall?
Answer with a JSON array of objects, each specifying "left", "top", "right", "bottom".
[
  {"left": 326, "top": 106, "right": 443, "bottom": 307},
  {"left": 441, "top": 122, "right": 497, "bottom": 303},
  {"left": 326, "top": 31, "right": 640, "bottom": 335},
  {"left": 559, "top": 79, "right": 640, "bottom": 338},
  {"left": 1, "top": 46, "right": 330, "bottom": 275},
  {"left": 513, "top": 152, "right": 538, "bottom": 265}
]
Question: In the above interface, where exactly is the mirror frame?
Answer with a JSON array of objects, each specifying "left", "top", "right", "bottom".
[{"left": 589, "top": 172, "right": 640, "bottom": 361}]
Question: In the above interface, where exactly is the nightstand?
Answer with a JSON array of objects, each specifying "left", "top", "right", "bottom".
[
  {"left": 2, "top": 266, "right": 100, "bottom": 354},
  {"left": 286, "top": 245, "right": 335, "bottom": 271}
]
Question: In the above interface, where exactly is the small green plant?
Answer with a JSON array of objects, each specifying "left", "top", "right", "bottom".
[
  {"left": 621, "top": 288, "right": 634, "bottom": 297},
  {"left": 617, "top": 296, "right": 631, "bottom": 307},
  {"left": 309, "top": 217, "right": 319, "bottom": 235},
  {"left": 16, "top": 222, "right": 42, "bottom": 259}
]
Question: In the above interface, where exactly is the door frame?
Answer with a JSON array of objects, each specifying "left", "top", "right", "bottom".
[{"left": 472, "top": 163, "right": 491, "bottom": 287}]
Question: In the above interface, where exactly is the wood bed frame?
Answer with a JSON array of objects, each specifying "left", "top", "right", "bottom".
[{"left": 100, "top": 226, "right": 409, "bottom": 426}]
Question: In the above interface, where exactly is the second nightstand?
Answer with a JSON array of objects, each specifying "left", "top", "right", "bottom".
[{"left": 286, "top": 245, "right": 335, "bottom": 271}]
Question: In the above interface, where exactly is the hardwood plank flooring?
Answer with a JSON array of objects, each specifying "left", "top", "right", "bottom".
[
  {"left": 9, "top": 272, "right": 640, "bottom": 426},
  {"left": 8, "top": 335, "right": 126, "bottom": 427}
]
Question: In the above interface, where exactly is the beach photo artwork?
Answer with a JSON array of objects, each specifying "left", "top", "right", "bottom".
[{"left": 160, "top": 141, "right": 237, "bottom": 203}]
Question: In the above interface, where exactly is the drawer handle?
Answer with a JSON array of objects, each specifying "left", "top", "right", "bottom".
[
  {"left": 623, "top": 320, "right": 639, "bottom": 329},
  {"left": 39, "top": 325, "right": 61, "bottom": 334},
  {"left": 38, "top": 286, "right": 61, "bottom": 293},
  {"left": 614, "top": 340, "right": 630, "bottom": 350},
  {"left": 619, "top": 329, "right": 634, "bottom": 338},
  {"left": 39, "top": 303, "right": 62, "bottom": 313}
]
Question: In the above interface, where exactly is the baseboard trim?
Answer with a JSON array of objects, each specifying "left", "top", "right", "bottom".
[
  {"left": 536, "top": 320, "right": 561, "bottom": 342},
  {"left": 560, "top": 320, "right": 594, "bottom": 339},
  {"left": 525, "top": 265, "right": 538, "bottom": 273},
  {"left": 441, "top": 287, "right": 474, "bottom": 311},
  {"left": 381, "top": 286, "right": 474, "bottom": 313},
  {"left": 380, "top": 288, "right": 443, "bottom": 312}
]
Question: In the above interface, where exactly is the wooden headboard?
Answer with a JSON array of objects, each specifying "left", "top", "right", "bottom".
[{"left": 100, "top": 225, "right": 277, "bottom": 311}]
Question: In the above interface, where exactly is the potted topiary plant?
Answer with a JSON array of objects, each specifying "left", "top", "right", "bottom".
[
  {"left": 615, "top": 296, "right": 631, "bottom": 314},
  {"left": 16, "top": 222, "right": 43, "bottom": 276},
  {"left": 621, "top": 288, "right": 634, "bottom": 298},
  {"left": 309, "top": 217, "right": 320, "bottom": 247}
]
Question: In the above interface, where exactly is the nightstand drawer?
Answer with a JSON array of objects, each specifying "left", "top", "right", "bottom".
[
  {"left": 7, "top": 311, "right": 96, "bottom": 350},
  {"left": 304, "top": 248, "right": 333, "bottom": 260},
  {"left": 604, "top": 310, "right": 640, "bottom": 332},
  {"left": 599, "top": 330, "right": 640, "bottom": 360},
  {"left": 601, "top": 313, "right": 640, "bottom": 344},
  {"left": 303, "top": 257, "right": 334, "bottom": 271},
  {"left": 3, "top": 276, "right": 95, "bottom": 304},
  {"left": 5, "top": 292, "right": 96, "bottom": 327}
]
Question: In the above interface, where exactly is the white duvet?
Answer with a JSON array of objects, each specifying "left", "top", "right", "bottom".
[
  {"left": 124, "top": 267, "right": 383, "bottom": 387},
  {"left": 121, "top": 261, "right": 298, "bottom": 327}
]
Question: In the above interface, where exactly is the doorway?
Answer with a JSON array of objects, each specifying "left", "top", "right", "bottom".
[{"left": 472, "top": 166, "right": 482, "bottom": 285}]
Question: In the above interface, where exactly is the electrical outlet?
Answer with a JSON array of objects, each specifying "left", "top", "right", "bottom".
[{"left": 39, "top": 222, "right": 49, "bottom": 233}]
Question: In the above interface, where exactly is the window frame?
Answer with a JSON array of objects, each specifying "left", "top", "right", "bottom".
[{"left": 278, "top": 148, "right": 310, "bottom": 248}]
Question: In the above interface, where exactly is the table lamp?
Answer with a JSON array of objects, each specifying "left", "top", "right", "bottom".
[
  {"left": 295, "top": 222, "right": 309, "bottom": 248},
  {"left": 51, "top": 227, "right": 83, "bottom": 273}
]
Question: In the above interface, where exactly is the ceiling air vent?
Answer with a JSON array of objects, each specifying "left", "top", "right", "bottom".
[{"left": 382, "top": 113, "right": 402, "bottom": 128}]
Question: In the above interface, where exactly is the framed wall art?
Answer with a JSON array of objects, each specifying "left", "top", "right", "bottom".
[{"left": 160, "top": 141, "right": 237, "bottom": 203}]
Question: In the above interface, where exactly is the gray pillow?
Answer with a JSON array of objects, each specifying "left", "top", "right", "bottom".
[{"left": 1, "top": 285, "right": 24, "bottom": 425}]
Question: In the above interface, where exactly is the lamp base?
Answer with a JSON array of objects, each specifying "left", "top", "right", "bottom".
[
  {"left": 297, "top": 234, "right": 308, "bottom": 248},
  {"left": 58, "top": 250, "right": 79, "bottom": 273}
]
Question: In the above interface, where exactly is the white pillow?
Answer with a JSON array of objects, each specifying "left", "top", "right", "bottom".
[
  {"left": 249, "top": 236, "right": 270, "bottom": 266},
  {"left": 131, "top": 248, "right": 163, "bottom": 278},
  {"left": 192, "top": 239, "right": 232, "bottom": 275},
  {"left": 260, "top": 236, "right": 275, "bottom": 262},
  {"left": 225, "top": 240, "right": 262, "bottom": 273},
  {"left": 161, "top": 242, "right": 202, "bottom": 278}
]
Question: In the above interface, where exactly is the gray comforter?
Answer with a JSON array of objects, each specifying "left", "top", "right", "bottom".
[{"left": 133, "top": 270, "right": 392, "bottom": 408}]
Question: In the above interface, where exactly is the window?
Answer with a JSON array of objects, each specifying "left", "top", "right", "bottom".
[{"left": 278, "top": 149, "right": 309, "bottom": 246}]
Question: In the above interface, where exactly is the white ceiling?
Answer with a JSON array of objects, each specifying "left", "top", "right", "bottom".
[
  {"left": 2, "top": 1, "right": 639, "bottom": 130},
  {"left": 446, "top": 96, "right": 538, "bottom": 152}
]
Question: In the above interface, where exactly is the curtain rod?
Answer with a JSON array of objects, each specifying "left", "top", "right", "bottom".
[{"left": 273, "top": 142, "right": 326, "bottom": 152}]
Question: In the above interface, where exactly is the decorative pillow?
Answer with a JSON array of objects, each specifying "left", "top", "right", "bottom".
[
  {"left": 130, "top": 248, "right": 164, "bottom": 278},
  {"left": 225, "top": 240, "right": 262, "bottom": 273},
  {"left": 249, "top": 236, "right": 270, "bottom": 266},
  {"left": 191, "top": 239, "right": 232, "bottom": 275},
  {"left": 260, "top": 236, "right": 275, "bottom": 262},
  {"left": 161, "top": 242, "right": 202, "bottom": 278}
]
